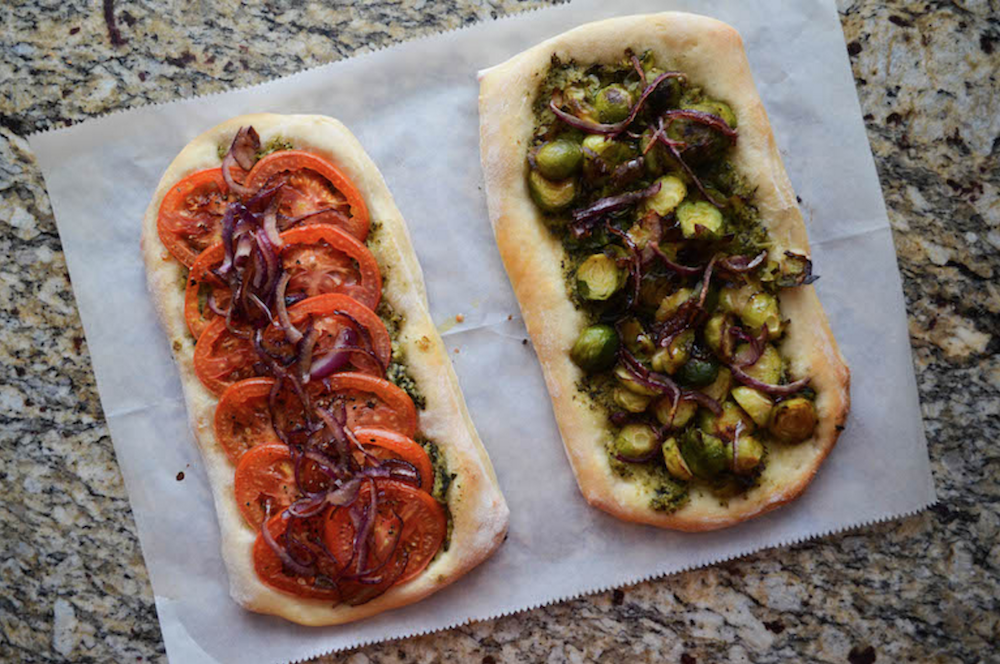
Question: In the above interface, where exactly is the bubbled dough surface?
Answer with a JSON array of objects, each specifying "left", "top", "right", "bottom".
[
  {"left": 141, "top": 114, "right": 509, "bottom": 625},
  {"left": 478, "top": 13, "right": 850, "bottom": 531}
]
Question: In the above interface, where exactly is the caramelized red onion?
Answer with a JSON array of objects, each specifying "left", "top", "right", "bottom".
[
  {"left": 619, "top": 345, "right": 680, "bottom": 401},
  {"left": 718, "top": 250, "right": 768, "bottom": 274},
  {"left": 729, "top": 364, "right": 811, "bottom": 396},
  {"left": 549, "top": 71, "right": 687, "bottom": 135},
  {"left": 570, "top": 181, "right": 661, "bottom": 237},
  {"left": 655, "top": 117, "right": 724, "bottom": 208},
  {"left": 649, "top": 242, "right": 702, "bottom": 276}
]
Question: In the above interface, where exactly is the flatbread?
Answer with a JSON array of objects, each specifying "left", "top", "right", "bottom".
[
  {"left": 141, "top": 113, "right": 509, "bottom": 625},
  {"left": 478, "top": 13, "right": 850, "bottom": 531}
]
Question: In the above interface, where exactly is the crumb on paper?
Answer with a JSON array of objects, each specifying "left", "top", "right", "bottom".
[
  {"left": 417, "top": 336, "right": 431, "bottom": 351},
  {"left": 455, "top": 314, "right": 465, "bottom": 323},
  {"left": 454, "top": 348, "right": 460, "bottom": 354},
  {"left": 176, "top": 471, "right": 185, "bottom": 481},
  {"left": 508, "top": 314, "right": 513, "bottom": 321},
  {"left": 522, "top": 339, "right": 529, "bottom": 345}
]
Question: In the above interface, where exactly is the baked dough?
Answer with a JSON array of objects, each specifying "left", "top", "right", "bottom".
[
  {"left": 478, "top": 13, "right": 850, "bottom": 531},
  {"left": 141, "top": 114, "right": 509, "bottom": 625}
]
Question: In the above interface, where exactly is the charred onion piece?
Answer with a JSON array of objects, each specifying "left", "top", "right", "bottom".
[
  {"left": 729, "top": 364, "right": 811, "bottom": 396},
  {"left": 548, "top": 71, "right": 687, "bottom": 135}
]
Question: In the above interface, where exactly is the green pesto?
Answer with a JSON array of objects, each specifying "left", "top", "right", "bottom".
[
  {"left": 376, "top": 300, "right": 428, "bottom": 410},
  {"left": 216, "top": 137, "right": 294, "bottom": 161},
  {"left": 417, "top": 437, "right": 455, "bottom": 552},
  {"left": 607, "top": 442, "right": 690, "bottom": 512}
]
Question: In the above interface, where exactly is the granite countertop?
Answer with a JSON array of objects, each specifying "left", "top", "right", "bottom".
[{"left": 1, "top": 1, "right": 997, "bottom": 662}]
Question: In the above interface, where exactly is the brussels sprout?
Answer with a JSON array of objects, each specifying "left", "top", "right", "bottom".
[
  {"left": 652, "top": 330, "right": 694, "bottom": 375},
  {"left": 699, "top": 400, "right": 754, "bottom": 440},
  {"left": 680, "top": 429, "right": 728, "bottom": 479},
  {"left": 620, "top": 318, "right": 655, "bottom": 357},
  {"left": 727, "top": 433, "right": 764, "bottom": 475},
  {"left": 614, "top": 364, "right": 660, "bottom": 397},
  {"left": 704, "top": 312, "right": 729, "bottom": 354},
  {"left": 677, "top": 200, "right": 724, "bottom": 239},
  {"left": 741, "top": 344, "right": 782, "bottom": 384},
  {"left": 655, "top": 287, "right": 694, "bottom": 322},
  {"left": 666, "top": 98, "right": 737, "bottom": 164},
  {"left": 639, "top": 276, "right": 674, "bottom": 314},
  {"left": 742, "top": 293, "right": 783, "bottom": 340},
  {"left": 719, "top": 283, "right": 756, "bottom": 315},
  {"left": 643, "top": 175, "right": 688, "bottom": 216},
  {"left": 699, "top": 366, "right": 733, "bottom": 402},
  {"left": 528, "top": 170, "right": 576, "bottom": 213},
  {"left": 661, "top": 436, "right": 694, "bottom": 480},
  {"left": 653, "top": 396, "right": 698, "bottom": 429},
  {"left": 570, "top": 325, "right": 619, "bottom": 372},
  {"left": 576, "top": 254, "right": 625, "bottom": 301},
  {"left": 594, "top": 84, "right": 634, "bottom": 123},
  {"left": 731, "top": 386, "right": 774, "bottom": 427},
  {"left": 675, "top": 356, "right": 720, "bottom": 387},
  {"left": 640, "top": 127, "right": 673, "bottom": 177},
  {"left": 644, "top": 68, "right": 684, "bottom": 110},
  {"left": 614, "top": 423, "right": 659, "bottom": 459},
  {"left": 614, "top": 386, "right": 652, "bottom": 413},
  {"left": 535, "top": 140, "right": 583, "bottom": 180},
  {"left": 582, "top": 134, "right": 633, "bottom": 165},
  {"left": 768, "top": 398, "right": 817, "bottom": 443}
]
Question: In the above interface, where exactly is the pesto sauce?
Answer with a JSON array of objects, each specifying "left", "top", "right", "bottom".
[
  {"left": 216, "top": 137, "right": 294, "bottom": 161},
  {"left": 417, "top": 437, "right": 455, "bottom": 552},
  {"left": 376, "top": 300, "right": 428, "bottom": 410}
]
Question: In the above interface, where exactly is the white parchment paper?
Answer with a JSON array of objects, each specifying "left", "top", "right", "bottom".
[{"left": 28, "top": 1, "right": 936, "bottom": 662}]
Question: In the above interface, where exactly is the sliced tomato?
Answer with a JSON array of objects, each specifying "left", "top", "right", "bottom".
[
  {"left": 157, "top": 168, "right": 239, "bottom": 267},
  {"left": 254, "top": 510, "right": 344, "bottom": 600},
  {"left": 214, "top": 374, "right": 418, "bottom": 461},
  {"left": 325, "top": 479, "right": 446, "bottom": 601},
  {"left": 319, "top": 373, "right": 418, "bottom": 438},
  {"left": 192, "top": 319, "right": 259, "bottom": 396},
  {"left": 184, "top": 243, "right": 228, "bottom": 339},
  {"left": 214, "top": 378, "right": 277, "bottom": 463},
  {"left": 234, "top": 444, "right": 298, "bottom": 527},
  {"left": 184, "top": 227, "right": 381, "bottom": 339},
  {"left": 264, "top": 293, "right": 392, "bottom": 373},
  {"left": 353, "top": 428, "right": 434, "bottom": 493},
  {"left": 245, "top": 151, "right": 370, "bottom": 242}
]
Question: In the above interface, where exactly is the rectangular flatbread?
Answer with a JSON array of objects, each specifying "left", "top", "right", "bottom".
[
  {"left": 479, "top": 14, "right": 849, "bottom": 531},
  {"left": 142, "top": 114, "right": 508, "bottom": 624}
]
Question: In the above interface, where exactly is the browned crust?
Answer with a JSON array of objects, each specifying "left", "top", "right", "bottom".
[
  {"left": 478, "top": 13, "right": 850, "bottom": 531},
  {"left": 140, "top": 114, "right": 509, "bottom": 624}
]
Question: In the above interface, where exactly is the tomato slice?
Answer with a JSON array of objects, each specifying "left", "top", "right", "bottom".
[
  {"left": 234, "top": 444, "right": 298, "bottom": 528},
  {"left": 265, "top": 293, "right": 392, "bottom": 372},
  {"left": 157, "top": 168, "right": 238, "bottom": 267},
  {"left": 254, "top": 511, "right": 344, "bottom": 600},
  {"left": 192, "top": 320, "right": 259, "bottom": 396},
  {"left": 184, "top": 226, "right": 382, "bottom": 339},
  {"left": 214, "top": 374, "right": 418, "bottom": 462},
  {"left": 325, "top": 479, "right": 446, "bottom": 600},
  {"left": 194, "top": 294, "right": 389, "bottom": 396},
  {"left": 245, "top": 151, "right": 370, "bottom": 242},
  {"left": 353, "top": 428, "right": 434, "bottom": 493}
]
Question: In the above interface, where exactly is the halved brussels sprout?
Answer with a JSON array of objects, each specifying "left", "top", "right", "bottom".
[
  {"left": 742, "top": 293, "right": 783, "bottom": 339},
  {"left": 644, "top": 68, "right": 684, "bottom": 110},
  {"left": 570, "top": 324, "right": 619, "bottom": 372},
  {"left": 536, "top": 139, "right": 583, "bottom": 180},
  {"left": 699, "top": 366, "right": 733, "bottom": 402},
  {"left": 614, "top": 423, "right": 659, "bottom": 459},
  {"left": 680, "top": 429, "right": 728, "bottom": 479},
  {"left": 594, "top": 84, "right": 634, "bottom": 123},
  {"left": 639, "top": 275, "right": 674, "bottom": 314},
  {"left": 731, "top": 386, "right": 774, "bottom": 427},
  {"left": 719, "top": 282, "right": 756, "bottom": 315},
  {"left": 620, "top": 318, "right": 655, "bottom": 358},
  {"left": 655, "top": 287, "right": 694, "bottom": 322},
  {"left": 576, "top": 254, "right": 625, "bottom": 301},
  {"left": 677, "top": 200, "right": 724, "bottom": 239},
  {"left": 741, "top": 344, "right": 782, "bottom": 384},
  {"left": 614, "top": 364, "right": 660, "bottom": 397},
  {"left": 698, "top": 400, "right": 754, "bottom": 440},
  {"left": 643, "top": 175, "right": 688, "bottom": 216},
  {"left": 704, "top": 312, "right": 729, "bottom": 354},
  {"left": 675, "top": 356, "right": 720, "bottom": 387},
  {"left": 666, "top": 98, "right": 737, "bottom": 164},
  {"left": 651, "top": 329, "right": 694, "bottom": 375},
  {"left": 727, "top": 433, "right": 764, "bottom": 475},
  {"left": 528, "top": 170, "right": 576, "bottom": 213},
  {"left": 696, "top": 99, "right": 738, "bottom": 129},
  {"left": 768, "top": 398, "right": 817, "bottom": 443},
  {"left": 640, "top": 127, "right": 672, "bottom": 176},
  {"left": 662, "top": 436, "right": 694, "bottom": 480},
  {"left": 653, "top": 396, "right": 698, "bottom": 429},
  {"left": 614, "top": 387, "right": 652, "bottom": 413}
]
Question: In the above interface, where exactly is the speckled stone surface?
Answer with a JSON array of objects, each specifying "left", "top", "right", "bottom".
[{"left": 0, "top": 1, "right": 997, "bottom": 662}]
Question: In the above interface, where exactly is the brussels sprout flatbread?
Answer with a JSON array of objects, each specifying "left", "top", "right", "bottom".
[{"left": 478, "top": 13, "right": 849, "bottom": 531}]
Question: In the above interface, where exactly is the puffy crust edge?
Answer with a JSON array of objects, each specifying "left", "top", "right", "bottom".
[
  {"left": 478, "top": 13, "right": 850, "bottom": 531},
  {"left": 141, "top": 113, "right": 509, "bottom": 625}
]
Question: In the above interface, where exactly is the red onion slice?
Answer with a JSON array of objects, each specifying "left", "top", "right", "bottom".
[
  {"left": 649, "top": 242, "right": 702, "bottom": 276},
  {"left": 718, "top": 250, "right": 768, "bottom": 274},
  {"left": 261, "top": 515, "right": 315, "bottom": 577},
  {"left": 549, "top": 71, "right": 687, "bottom": 135},
  {"left": 274, "top": 272, "right": 303, "bottom": 344},
  {"left": 682, "top": 389, "right": 723, "bottom": 416},
  {"left": 729, "top": 364, "right": 811, "bottom": 396}
]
